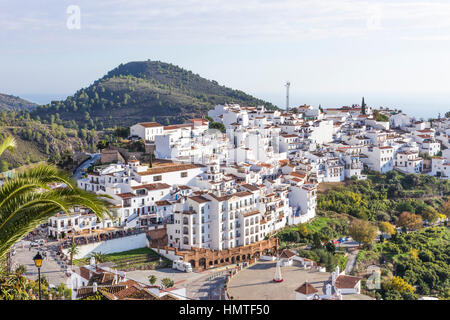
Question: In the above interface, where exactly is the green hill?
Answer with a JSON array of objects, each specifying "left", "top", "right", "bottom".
[
  {"left": 0, "top": 93, "right": 37, "bottom": 111},
  {"left": 0, "top": 110, "right": 99, "bottom": 171},
  {"left": 31, "top": 60, "right": 278, "bottom": 129}
]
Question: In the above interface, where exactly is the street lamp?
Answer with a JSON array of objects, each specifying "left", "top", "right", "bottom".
[{"left": 33, "top": 252, "right": 43, "bottom": 300}]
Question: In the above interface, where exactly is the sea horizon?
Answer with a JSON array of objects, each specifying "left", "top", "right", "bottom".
[{"left": 16, "top": 91, "right": 449, "bottom": 120}]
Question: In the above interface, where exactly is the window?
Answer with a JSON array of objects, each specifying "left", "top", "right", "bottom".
[
  {"left": 153, "top": 175, "right": 162, "bottom": 181},
  {"left": 180, "top": 172, "right": 188, "bottom": 178}
]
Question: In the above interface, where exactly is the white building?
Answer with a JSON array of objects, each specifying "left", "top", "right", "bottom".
[{"left": 130, "top": 122, "right": 164, "bottom": 142}]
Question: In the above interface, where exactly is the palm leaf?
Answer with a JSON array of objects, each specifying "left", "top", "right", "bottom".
[
  {"left": 0, "top": 136, "right": 15, "bottom": 157},
  {"left": 0, "top": 162, "right": 111, "bottom": 258}
]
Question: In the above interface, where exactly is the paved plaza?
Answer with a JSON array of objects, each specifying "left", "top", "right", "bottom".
[
  {"left": 227, "top": 260, "right": 331, "bottom": 300},
  {"left": 127, "top": 265, "right": 231, "bottom": 300},
  {"left": 11, "top": 240, "right": 71, "bottom": 288}
]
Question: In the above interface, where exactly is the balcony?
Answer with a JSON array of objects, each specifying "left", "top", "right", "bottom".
[{"left": 123, "top": 200, "right": 132, "bottom": 208}]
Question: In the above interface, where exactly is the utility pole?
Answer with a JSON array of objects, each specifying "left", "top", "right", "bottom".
[{"left": 285, "top": 81, "right": 290, "bottom": 112}]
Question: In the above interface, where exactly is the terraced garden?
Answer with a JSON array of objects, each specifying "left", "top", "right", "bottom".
[{"left": 74, "top": 247, "right": 171, "bottom": 271}]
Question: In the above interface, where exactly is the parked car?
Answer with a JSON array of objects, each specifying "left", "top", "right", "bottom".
[{"left": 30, "top": 241, "right": 39, "bottom": 247}]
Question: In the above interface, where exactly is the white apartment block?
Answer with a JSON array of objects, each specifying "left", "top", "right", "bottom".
[
  {"left": 130, "top": 122, "right": 164, "bottom": 142},
  {"left": 362, "top": 146, "right": 394, "bottom": 173}
]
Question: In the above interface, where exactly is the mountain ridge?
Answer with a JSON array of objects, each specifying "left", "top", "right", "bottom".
[
  {"left": 0, "top": 93, "right": 37, "bottom": 111},
  {"left": 30, "top": 59, "right": 279, "bottom": 129}
]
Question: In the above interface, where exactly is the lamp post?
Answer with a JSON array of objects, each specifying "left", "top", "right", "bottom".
[{"left": 33, "top": 252, "right": 43, "bottom": 300}]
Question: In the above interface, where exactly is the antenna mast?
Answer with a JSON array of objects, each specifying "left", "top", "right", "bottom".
[{"left": 285, "top": 81, "right": 290, "bottom": 112}]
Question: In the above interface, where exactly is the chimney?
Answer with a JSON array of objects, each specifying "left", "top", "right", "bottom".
[
  {"left": 93, "top": 282, "right": 98, "bottom": 293},
  {"left": 331, "top": 271, "right": 336, "bottom": 285}
]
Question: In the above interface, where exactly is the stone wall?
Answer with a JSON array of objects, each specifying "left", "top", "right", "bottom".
[{"left": 149, "top": 236, "right": 279, "bottom": 271}]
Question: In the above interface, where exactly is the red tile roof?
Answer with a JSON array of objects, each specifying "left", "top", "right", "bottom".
[
  {"left": 334, "top": 275, "right": 361, "bottom": 289},
  {"left": 137, "top": 122, "right": 163, "bottom": 128},
  {"left": 295, "top": 282, "right": 318, "bottom": 295}
]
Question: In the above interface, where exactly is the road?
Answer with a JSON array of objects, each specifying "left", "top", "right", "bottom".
[
  {"left": 126, "top": 266, "right": 231, "bottom": 300},
  {"left": 185, "top": 270, "right": 228, "bottom": 300},
  {"left": 73, "top": 153, "right": 101, "bottom": 180},
  {"left": 11, "top": 240, "right": 71, "bottom": 288},
  {"left": 344, "top": 249, "right": 359, "bottom": 274}
]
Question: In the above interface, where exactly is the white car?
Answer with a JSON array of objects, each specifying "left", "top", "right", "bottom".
[{"left": 30, "top": 241, "right": 39, "bottom": 247}]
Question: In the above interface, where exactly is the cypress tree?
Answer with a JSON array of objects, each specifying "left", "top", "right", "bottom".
[{"left": 361, "top": 97, "right": 366, "bottom": 115}]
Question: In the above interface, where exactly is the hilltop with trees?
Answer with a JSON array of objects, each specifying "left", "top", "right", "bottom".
[
  {"left": 30, "top": 60, "right": 278, "bottom": 129},
  {"left": 0, "top": 93, "right": 37, "bottom": 111}
]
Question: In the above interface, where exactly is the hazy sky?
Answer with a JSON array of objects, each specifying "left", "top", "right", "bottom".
[{"left": 1, "top": 0, "right": 450, "bottom": 115}]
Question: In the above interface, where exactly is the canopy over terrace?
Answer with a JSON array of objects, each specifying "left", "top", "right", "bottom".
[{"left": 61, "top": 226, "right": 147, "bottom": 248}]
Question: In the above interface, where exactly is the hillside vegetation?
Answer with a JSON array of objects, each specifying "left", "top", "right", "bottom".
[
  {"left": 0, "top": 93, "right": 37, "bottom": 111},
  {"left": 356, "top": 227, "right": 449, "bottom": 300},
  {"left": 318, "top": 170, "right": 450, "bottom": 223},
  {"left": 31, "top": 60, "right": 278, "bottom": 128},
  {"left": 0, "top": 110, "right": 99, "bottom": 171}
]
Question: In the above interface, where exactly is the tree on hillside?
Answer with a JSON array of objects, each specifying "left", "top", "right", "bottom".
[
  {"left": 383, "top": 276, "right": 416, "bottom": 295},
  {"left": 379, "top": 221, "right": 396, "bottom": 236},
  {"left": 348, "top": 219, "right": 378, "bottom": 247},
  {"left": 209, "top": 121, "right": 226, "bottom": 133},
  {"left": 421, "top": 207, "right": 440, "bottom": 223},
  {"left": 442, "top": 200, "right": 450, "bottom": 218},
  {"left": 0, "top": 160, "right": 9, "bottom": 173},
  {"left": 397, "top": 212, "right": 423, "bottom": 231}
]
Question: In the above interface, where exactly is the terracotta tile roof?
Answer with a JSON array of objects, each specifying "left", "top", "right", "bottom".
[
  {"left": 137, "top": 122, "right": 163, "bottom": 128},
  {"left": 290, "top": 172, "right": 306, "bottom": 179},
  {"left": 155, "top": 200, "right": 171, "bottom": 206},
  {"left": 188, "top": 118, "right": 209, "bottom": 125},
  {"left": 243, "top": 210, "right": 260, "bottom": 217},
  {"left": 295, "top": 282, "right": 318, "bottom": 295},
  {"left": 208, "top": 190, "right": 253, "bottom": 202},
  {"left": 116, "top": 192, "right": 134, "bottom": 199},
  {"left": 334, "top": 275, "right": 362, "bottom": 289},
  {"left": 188, "top": 195, "right": 210, "bottom": 203},
  {"left": 131, "top": 183, "right": 171, "bottom": 190},
  {"left": 280, "top": 249, "right": 296, "bottom": 259},
  {"left": 164, "top": 124, "right": 193, "bottom": 130},
  {"left": 88, "top": 272, "right": 115, "bottom": 286},
  {"left": 241, "top": 184, "right": 260, "bottom": 191},
  {"left": 136, "top": 163, "right": 204, "bottom": 176}
]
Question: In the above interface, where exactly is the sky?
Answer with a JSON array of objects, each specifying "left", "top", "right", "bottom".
[{"left": 1, "top": 0, "right": 450, "bottom": 118}]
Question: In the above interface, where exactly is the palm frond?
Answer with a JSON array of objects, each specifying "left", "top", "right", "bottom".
[
  {"left": 0, "top": 135, "right": 15, "bottom": 157},
  {"left": 0, "top": 163, "right": 111, "bottom": 259}
]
